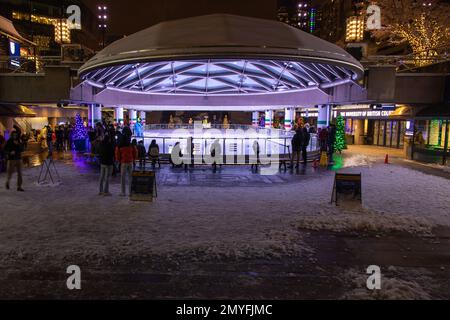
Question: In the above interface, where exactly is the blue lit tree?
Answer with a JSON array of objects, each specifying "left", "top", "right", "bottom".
[{"left": 72, "top": 113, "right": 87, "bottom": 151}]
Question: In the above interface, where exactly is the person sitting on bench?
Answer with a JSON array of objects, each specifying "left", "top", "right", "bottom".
[{"left": 148, "top": 140, "right": 161, "bottom": 168}]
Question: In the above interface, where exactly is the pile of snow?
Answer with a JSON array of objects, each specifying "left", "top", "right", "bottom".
[
  {"left": 294, "top": 207, "right": 433, "bottom": 235},
  {"left": 340, "top": 154, "right": 376, "bottom": 168},
  {"left": 342, "top": 268, "right": 434, "bottom": 300}
]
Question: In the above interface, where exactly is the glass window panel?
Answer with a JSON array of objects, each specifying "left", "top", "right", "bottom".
[
  {"left": 378, "top": 121, "right": 385, "bottom": 146},
  {"left": 373, "top": 121, "right": 379, "bottom": 145}
]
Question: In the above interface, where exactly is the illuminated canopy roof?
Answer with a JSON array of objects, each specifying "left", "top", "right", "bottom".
[{"left": 79, "top": 14, "right": 364, "bottom": 97}]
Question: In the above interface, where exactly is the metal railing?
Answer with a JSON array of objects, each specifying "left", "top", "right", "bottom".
[
  {"left": 143, "top": 124, "right": 294, "bottom": 136},
  {"left": 134, "top": 134, "right": 319, "bottom": 158}
]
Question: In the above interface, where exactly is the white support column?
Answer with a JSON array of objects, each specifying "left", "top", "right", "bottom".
[
  {"left": 265, "top": 110, "right": 273, "bottom": 129},
  {"left": 318, "top": 105, "right": 331, "bottom": 129},
  {"left": 115, "top": 107, "right": 124, "bottom": 126},
  {"left": 252, "top": 111, "right": 260, "bottom": 127},
  {"left": 139, "top": 111, "right": 146, "bottom": 126},
  {"left": 129, "top": 109, "right": 137, "bottom": 129},
  {"left": 88, "top": 104, "right": 102, "bottom": 128},
  {"left": 284, "top": 107, "right": 295, "bottom": 131},
  {"left": 88, "top": 105, "right": 93, "bottom": 127}
]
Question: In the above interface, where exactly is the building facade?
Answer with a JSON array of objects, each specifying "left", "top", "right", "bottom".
[
  {"left": 0, "top": 0, "right": 100, "bottom": 56},
  {"left": 313, "top": 0, "right": 366, "bottom": 44},
  {"left": 277, "top": 0, "right": 317, "bottom": 33}
]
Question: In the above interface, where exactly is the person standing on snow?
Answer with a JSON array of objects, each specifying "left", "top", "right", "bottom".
[
  {"left": 4, "top": 130, "right": 25, "bottom": 192},
  {"left": 115, "top": 137, "right": 137, "bottom": 197},
  {"left": 291, "top": 129, "right": 303, "bottom": 169},
  {"left": 98, "top": 134, "right": 115, "bottom": 196}
]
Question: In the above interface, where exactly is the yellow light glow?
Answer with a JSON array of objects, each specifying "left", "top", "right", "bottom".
[{"left": 346, "top": 16, "right": 365, "bottom": 42}]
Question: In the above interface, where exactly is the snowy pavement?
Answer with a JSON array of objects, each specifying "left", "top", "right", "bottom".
[{"left": 0, "top": 150, "right": 449, "bottom": 299}]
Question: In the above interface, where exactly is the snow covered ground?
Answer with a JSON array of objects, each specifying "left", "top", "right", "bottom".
[
  {"left": 0, "top": 152, "right": 449, "bottom": 269},
  {"left": 341, "top": 267, "right": 436, "bottom": 300}
]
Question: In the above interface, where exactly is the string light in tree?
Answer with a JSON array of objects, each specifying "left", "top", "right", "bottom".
[
  {"left": 334, "top": 115, "right": 347, "bottom": 153},
  {"left": 370, "top": 0, "right": 450, "bottom": 66},
  {"left": 72, "top": 113, "right": 87, "bottom": 141}
]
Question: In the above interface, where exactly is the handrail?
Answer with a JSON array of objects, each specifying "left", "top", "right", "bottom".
[
  {"left": 133, "top": 134, "right": 319, "bottom": 156},
  {"left": 143, "top": 124, "right": 293, "bottom": 136}
]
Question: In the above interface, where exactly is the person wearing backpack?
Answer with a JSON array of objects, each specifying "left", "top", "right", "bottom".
[{"left": 148, "top": 140, "right": 160, "bottom": 168}]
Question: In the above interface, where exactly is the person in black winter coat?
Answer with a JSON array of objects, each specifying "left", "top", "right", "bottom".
[
  {"left": 302, "top": 127, "right": 311, "bottom": 165},
  {"left": 291, "top": 129, "right": 303, "bottom": 169},
  {"left": 98, "top": 134, "right": 115, "bottom": 196},
  {"left": 137, "top": 140, "right": 147, "bottom": 169},
  {"left": 4, "top": 131, "right": 25, "bottom": 191}
]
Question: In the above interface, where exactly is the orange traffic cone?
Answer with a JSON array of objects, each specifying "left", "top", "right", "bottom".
[{"left": 385, "top": 154, "right": 389, "bottom": 164}]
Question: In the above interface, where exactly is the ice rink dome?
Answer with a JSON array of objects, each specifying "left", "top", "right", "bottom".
[{"left": 79, "top": 14, "right": 364, "bottom": 96}]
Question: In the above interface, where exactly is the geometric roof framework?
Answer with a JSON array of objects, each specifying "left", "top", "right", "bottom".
[
  {"left": 78, "top": 14, "right": 365, "bottom": 100},
  {"left": 82, "top": 59, "right": 360, "bottom": 96}
]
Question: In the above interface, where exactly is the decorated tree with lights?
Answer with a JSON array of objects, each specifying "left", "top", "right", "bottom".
[
  {"left": 370, "top": 0, "right": 450, "bottom": 66},
  {"left": 334, "top": 115, "right": 347, "bottom": 153},
  {"left": 72, "top": 113, "right": 87, "bottom": 151}
]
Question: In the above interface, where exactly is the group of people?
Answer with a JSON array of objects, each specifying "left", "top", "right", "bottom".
[
  {"left": 36, "top": 124, "right": 73, "bottom": 154},
  {"left": 95, "top": 122, "right": 161, "bottom": 197},
  {"left": 290, "top": 123, "right": 336, "bottom": 168},
  {"left": 1, "top": 117, "right": 341, "bottom": 194},
  {"left": 291, "top": 126, "right": 312, "bottom": 168}
]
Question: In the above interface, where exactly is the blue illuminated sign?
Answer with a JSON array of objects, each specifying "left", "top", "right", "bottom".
[{"left": 8, "top": 40, "right": 21, "bottom": 68}]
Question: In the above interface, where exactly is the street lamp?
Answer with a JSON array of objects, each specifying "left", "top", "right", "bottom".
[{"left": 97, "top": 5, "right": 108, "bottom": 48}]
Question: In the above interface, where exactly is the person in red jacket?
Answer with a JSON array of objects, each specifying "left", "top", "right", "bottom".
[{"left": 115, "top": 138, "right": 137, "bottom": 197}]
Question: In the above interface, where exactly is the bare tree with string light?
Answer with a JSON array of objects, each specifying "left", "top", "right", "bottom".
[{"left": 369, "top": 0, "right": 450, "bottom": 66}]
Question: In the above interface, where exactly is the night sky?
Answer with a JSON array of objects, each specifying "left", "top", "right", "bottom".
[{"left": 82, "top": 0, "right": 278, "bottom": 37}]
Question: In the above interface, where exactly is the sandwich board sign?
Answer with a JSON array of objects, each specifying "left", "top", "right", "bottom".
[
  {"left": 331, "top": 173, "right": 362, "bottom": 206},
  {"left": 130, "top": 171, "right": 157, "bottom": 202}
]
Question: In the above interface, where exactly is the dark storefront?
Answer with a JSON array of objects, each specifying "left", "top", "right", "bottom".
[
  {"left": 369, "top": 119, "right": 407, "bottom": 148},
  {"left": 413, "top": 105, "right": 450, "bottom": 166}
]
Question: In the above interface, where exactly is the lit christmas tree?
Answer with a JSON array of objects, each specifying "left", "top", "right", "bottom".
[
  {"left": 334, "top": 115, "right": 347, "bottom": 153},
  {"left": 72, "top": 113, "right": 87, "bottom": 151}
]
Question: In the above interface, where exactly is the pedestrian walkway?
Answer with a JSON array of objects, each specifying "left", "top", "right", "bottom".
[{"left": 345, "top": 145, "right": 405, "bottom": 159}]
